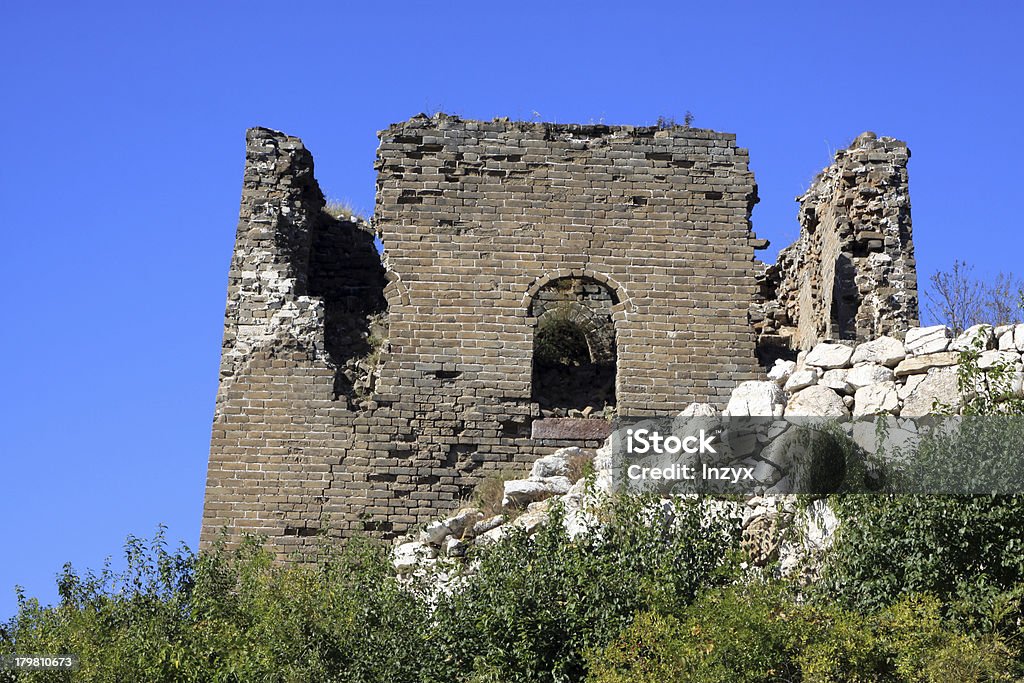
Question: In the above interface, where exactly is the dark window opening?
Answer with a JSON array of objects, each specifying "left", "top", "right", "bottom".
[{"left": 530, "top": 277, "right": 617, "bottom": 416}]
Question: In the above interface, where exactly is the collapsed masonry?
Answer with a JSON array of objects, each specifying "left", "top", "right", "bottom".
[
  {"left": 752, "top": 132, "right": 918, "bottom": 361},
  {"left": 201, "top": 116, "right": 919, "bottom": 553}
]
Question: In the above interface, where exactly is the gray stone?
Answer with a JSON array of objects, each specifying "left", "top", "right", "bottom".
[
  {"left": 785, "top": 385, "right": 849, "bottom": 417},
  {"left": 751, "top": 459, "right": 783, "bottom": 486},
  {"left": 502, "top": 477, "right": 572, "bottom": 509},
  {"left": 951, "top": 324, "right": 993, "bottom": 352},
  {"left": 445, "top": 508, "right": 484, "bottom": 539},
  {"left": 804, "top": 342, "right": 854, "bottom": 369},
  {"left": 977, "top": 350, "right": 1021, "bottom": 371},
  {"left": 725, "top": 381, "right": 787, "bottom": 417},
  {"left": 767, "top": 359, "right": 796, "bottom": 385},
  {"left": 510, "top": 510, "right": 549, "bottom": 534},
  {"left": 901, "top": 366, "right": 962, "bottom": 416},
  {"left": 820, "top": 369, "right": 853, "bottom": 394},
  {"left": 893, "top": 352, "right": 959, "bottom": 377},
  {"left": 784, "top": 369, "right": 819, "bottom": 392},
  {"left": 904, "top": 325, "right": 951, "bottom": 356},
  {"left": 419, "top": 520, "right": 450, "bottom": 546},
  {"left": 853, "top": 381, "right": 899, "bottom": 416},
  {"left": 998, "top": 326, "right": 1016, "bottom": 351},
  {"left": 475, "top": 524, "right": 507, "bottom": 546},
  {"left": 444, "top": 537, "right": 466, "bottom": 557},
  {"left": 530, "top": 447, "right": 581, "bottom": 479},
  {"left": 680, "top": 402, "right": 717, "bottom": 417},
  {"left": 393, "top": 541, "right": 436, "bottom": 573},
  {"left": 898, "top": 373, "right": 926, "bottom": 401},
  {"left": 846, "top": 364, "right": 894, "bottom": 389},
  {"left": 469, "top": 515, "right": 506, "bottom": 538},
  {"left": 851, "top": 336, "right": 905, "bottom": 367}
]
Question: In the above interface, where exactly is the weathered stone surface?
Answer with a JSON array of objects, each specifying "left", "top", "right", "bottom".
[
  {"left": 846, "top": 363, "right": 894, "bottom": 389},
  {"left": 420, "top": 520, "right": 450, "bottom": 546},
  {"left": 898, "top": 373, "right": 926, "bottom": 401},
  {"left": 502, "top": 477, "right": 572, "bottom": 509},
  {"left": 820, "top": 369, "right": 853, "bottom": 394},
  {"left": 475, "top": 524, "right": 507, "bottom": 546},
  {"left": 725, "top": 381, "right": 786, "bottom": 417},
  {"left": 785, "top": 385, "right": 849, "bottom": 417},
  {"left": 767, "top": 359, "right": 796, "bottom": 385},
  {"left": 752, "top": 134, "right": 917, "bottom": 353},
  {"left": 531, "top": 418, "right": 612, "bottom": 441},
  {"left": 901, "top": 367, "right": 961, "bottom": 416},
  {"left": 199, "top": 120, "right": 922, "bottom": 554},
  {"left": 469, "top": 515, "right": 505, "bottom": 539},
  {"left": 853, "top": 381, "right": 899, "bottom": 416},
  {"left": 894, "top": 352, "right": 959, "bottom": 377},
  {"left": 904, "top": 325, "right": 951, "bottom": 356},
  {"left": 444, "top": 537, "right": 466, "bottom": 558},
  {"left": 784, "top": 369, "right": 818, "bottom": 392},
  {"left": 951, "top": 324, "right": 993, "bottom": 352},
  {"left": 393, "top": 541, "right": 436, "bottom": 573},
  {"left": 977, "top": 350, "right": 1021, "bottom": 371},
  {"left": 804, "top": 342, "right": 854, "bottom": 369},
  {"left": 509, "top": 510, "right": 549, "bottom": 535},
  {"left": 445, "top": 508, "right": 484, "bottom": 539},
  {"left": 530, "top": 447, "right": 581, "bottom": 479},
  {"left": 997, "top": 326, "right": 1015, "bottom": 351},
  {"left": 680, "top": 402, "right": 717, "bottom": 417},
  {"left": 851, "top": 336, "right": 906, "bottom": 367},
  {"left": 750, "top": 459, "right": 783, "bottom": 487}
]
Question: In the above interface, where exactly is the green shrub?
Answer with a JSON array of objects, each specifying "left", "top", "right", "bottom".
[
  {"left": 430, "top": 495, "right": 742, "bottom": 683},
  {"left": 2, "top": 529, "right": 433, "bottom": 682},
  {"left": 821, "top": 495, "right": 1024, "bottom": 633},
  {"left": 587, "top": 584, "right": 1018, "bottom": 683}
]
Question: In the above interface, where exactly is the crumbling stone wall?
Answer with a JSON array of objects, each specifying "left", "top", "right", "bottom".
[
  {"left": 203, "top": 116, "right": 766, "bottom": 552},
  {"left": 753, "top": 132, "right": 918, "bottom": 361},
  {"left": 202, "top": 118, "right": 920, "bottom": 556}
]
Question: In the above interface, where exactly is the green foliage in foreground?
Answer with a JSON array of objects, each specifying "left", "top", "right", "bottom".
[
  {"left": 3, "top": 493, "right": 1024, "bottom": 682},
  {"left": 433, "top": 497, "right": 741, "bottom": 682},
  {"left": 589, "top": 585, "right": 1017, "bottom": 683},
  {"left": 822, "top": 495, "right": 1024, "bottom": 624},
  {"left": 2, "top": 530, "right": 432, "bottom": 683}
]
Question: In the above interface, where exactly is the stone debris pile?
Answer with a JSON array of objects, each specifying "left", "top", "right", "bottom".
[
  {"left": 393, "top": 323, "right": 1022, "bottom": 583},
  {"left": 749, "top": 324, "right": 1024, "bottom": 421}
]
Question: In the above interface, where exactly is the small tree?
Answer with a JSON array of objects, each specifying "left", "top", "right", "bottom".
[
  {"left": 984, "top": 271, "right": 1024, "bottom": 327},
  {"left": 924, "top": 261, "right": 1023, "bottom": 333}
]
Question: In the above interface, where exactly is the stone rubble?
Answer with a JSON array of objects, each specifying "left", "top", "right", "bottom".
[{"left": 395, "top": 324, "right": 1024, "bottom": 585}]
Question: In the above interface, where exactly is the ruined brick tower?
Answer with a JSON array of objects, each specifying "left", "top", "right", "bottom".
[{"left": 201, "top": 116, "right": 917, "bottom": 552}]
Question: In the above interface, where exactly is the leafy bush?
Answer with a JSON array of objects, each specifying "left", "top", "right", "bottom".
[
  {"left": 2, "top": 528, "right": 433, "bottom": 682},
  {"left": 431, "top": 496, "right": 741, "bottom": 683},
  {"left": 5, "top": 492, "right": 1024, "bottom": 682},
  {"left": 2, "top": 497, "right": 739, "bottom": 683},
  {"left": 820, "top": 495, "right": 1024, "bottom": 630},
  {"left": 588, "top": 584, "right": 1018, "bottom": 683}
]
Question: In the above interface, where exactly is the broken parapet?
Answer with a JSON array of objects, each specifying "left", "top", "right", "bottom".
[
  {"left": 217, "top": 127, "right": 386, "bottom": 413},
  {"left": 753, "top": 132, "right": 918, "bottom": 361}
]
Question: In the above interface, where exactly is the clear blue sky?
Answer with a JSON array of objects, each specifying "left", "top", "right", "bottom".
[{"left": 2, "top": 1, "right": 1022, "bottom": 619}]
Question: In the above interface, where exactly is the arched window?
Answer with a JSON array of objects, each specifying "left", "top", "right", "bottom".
[{"left": 529, "top": 277, "right": 617, "bottom": 415}]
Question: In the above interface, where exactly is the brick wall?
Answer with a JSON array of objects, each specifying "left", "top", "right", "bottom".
[{"left": 202, "top": 117, "right": 907, "bottom": 555}]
